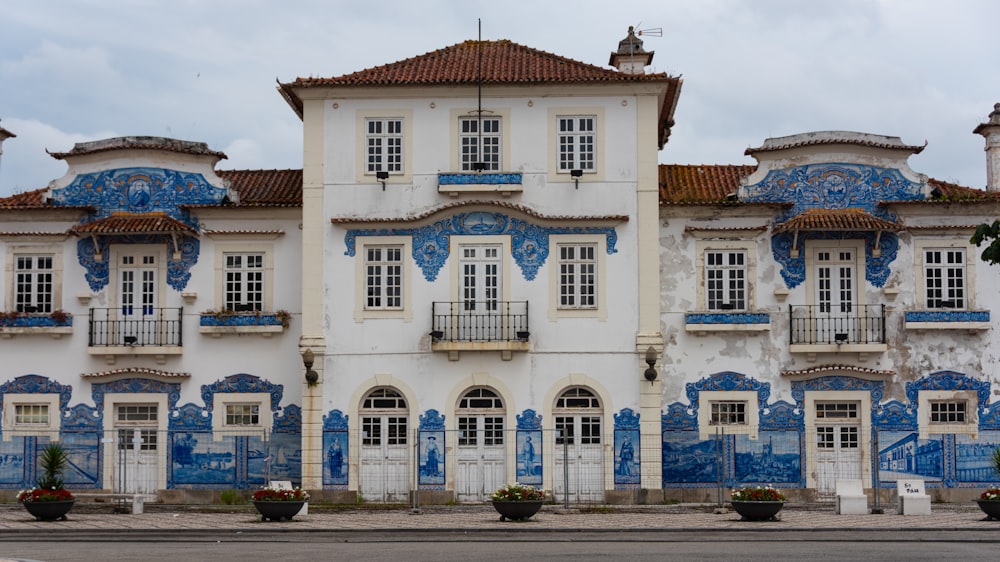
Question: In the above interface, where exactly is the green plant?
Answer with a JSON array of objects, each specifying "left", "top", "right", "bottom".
[
  {"left": 490, "top": 483, "right": 546, "bottom": 502},
  {"left": 220, "top": 489, "right": 242, "bottom": 505},
  {"left": 731, "top": 486, "right": 786, "bottom": 502},
  {"left": 18, "top": 443, "right": 74, "bottom": 502},
  {"left": 274, "top": 310, "right": 291, "bottom": 329},
  {"left": 49, "top": 309, "right": 69, "bottom": 324}
]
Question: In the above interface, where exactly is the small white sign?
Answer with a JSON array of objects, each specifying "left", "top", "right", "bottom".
[
  {"left": 269, "top": 480, "right": 293, "bottom": 490},
  {"left": 899, "top": 479, "right": 926, "bottom": 495}
]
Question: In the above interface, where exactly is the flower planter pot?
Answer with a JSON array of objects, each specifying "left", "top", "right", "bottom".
[
  {"left": 22, "top": 499, "right": 75, "bottom": 521},
  {"left": 730, "top": 500, "right": 785, "bottom": 521},
  {"left": 492, "top": 500, "right": 544, "bottom": 521},
  {"left": 252, "top": 500, "right": 305, "bottom": 522},
  {"left": 976, "top": 499, "right": 1000, "bottom": 520}
]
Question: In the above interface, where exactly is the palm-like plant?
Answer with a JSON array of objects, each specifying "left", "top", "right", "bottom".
[{"left": 36, "top": 442, "right": 69, "bottom": 490}]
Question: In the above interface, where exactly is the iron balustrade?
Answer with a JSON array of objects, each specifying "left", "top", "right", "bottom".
[
  {"left": 431, "top": 301, "right": 529, "bottom": 343},
  {"left": 89, "top": 307, "right": 183, "bottom": 347},
  {"left": 788, "top": 304, "right": 885, "bottom": 345}
]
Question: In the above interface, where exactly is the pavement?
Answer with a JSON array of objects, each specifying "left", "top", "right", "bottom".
[{"left": 0, "top": 501, "right": 997, "bottom": 534}]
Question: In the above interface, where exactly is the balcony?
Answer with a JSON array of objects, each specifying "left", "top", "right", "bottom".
[
  {"left": 789, "top": 304, "right": 887, "bottom": 359},
  {"left": 437, "top": 172, "right": 523, "bottom": 197},
  {"left": 88, "top": 307, "right": 183, "bottom": 363},
  {"left": 431, "top": 301, "right": 529, "bottom": 360}
]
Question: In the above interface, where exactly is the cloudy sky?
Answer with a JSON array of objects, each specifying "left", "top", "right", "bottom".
[{"left": 1, "top": 0, "right": 998, "bottom": 197}]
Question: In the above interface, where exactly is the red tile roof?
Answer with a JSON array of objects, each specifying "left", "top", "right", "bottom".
[
  {"left": 0, "top": 188, "right": 49, "bottom": 208},
  {"left": 773, "top": 208, "right": 902, "bottom": 232},
  {"left": 68, "top": 213, "right": 198, "bottom": 235},
  {"left": 215, "top": 169, "right": 302, "bottom": 207},
  {"left": 659, "top": 164, "right": 756, "bottom": 205}
]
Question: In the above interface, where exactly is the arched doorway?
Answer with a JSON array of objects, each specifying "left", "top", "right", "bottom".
[
  {"left": 359, "top": 388, "right": 409, "bottom": 502},
  {"left": 455, "top": 387, "right": 506, "bottom": 502},
  {"left": 553, "top": 387, "right": 604, "bottom": 503}
]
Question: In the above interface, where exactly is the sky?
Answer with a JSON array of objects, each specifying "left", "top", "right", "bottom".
[{"left": 1, "top": 0, "right": 998, "bottom": 197}]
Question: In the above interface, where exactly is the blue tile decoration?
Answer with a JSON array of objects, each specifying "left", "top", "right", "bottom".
[
  {"left": 201, "top": 374, "right": 283, "bottom": 415},
  {"left": 0, "top": 375, "right": 72, "bottom": 416},
  {"left": 661, "top": 403, "right": 698, "bottom": 431},
  {"left": 323, "top": 410, "right": 349, "bottom": 487},
  {"left": 662, "top": 431, "right": 725, "bottom": 486},
  {"left": 742, "top": 164, "right": 922, "bottom": 289},
  {"left": 980, "top": 401, "right": 1000, "bottom": 430},
  {"left": 344, "top": 211, "right": 619, "bottom": 281},
  {"left": 438, "top": 173, "right": 523, "bottom": 185},
  {"left": 759, "top": 400, "right": 802, "bottom": 430},
  {"left": 62, "top": 403, "right": 100, "bottom": 431},
  {"left": 169, "top": 431, "right": 230, "bottom": 488},
  {"left": 418, "top": 430, "right": 444, "bottom": 488},
  {"left": 614, "top": 408, "right": 640, "bottom": 430},
  {"left": 199, "top": 313, "right": 286, "bottom": 327},
  {"left": 686, "top": 371, "right": 770, "bottom": 414},
  {"left": 418, "top": 409, "right": 446, "bottom": 431},
  {"left": 258, "top": 432, "right": 300, "bottom": 486},
  {"left": 516, "top": 409, "right": 542, "bottom": 430},
  {"left": 955, "top": 432, "right": 1000, "bottom": 483},
  {"left": 790, "top": 375, "right": 884, "bottom": 412},
  {"left": 734, "top": 432, "right": 800, "bottom": 486},
  {"left": 876, "top": 432, "right": 943, "bottom": 483},
  {"left": 904, "top": 370, "right": 990, "bottom": 411},
  {"left": 169, "top": 403, "right": 212, "bottom": 432},
  {"left": 684, "top": 313, "right": 770, "bottom": 325},
  {"left": 614, "top": 429, "right": 640, "bottom": 488},
  {"left": 0, "top": 437, "right": 28, "bottom": 487},
  {"left": 91, "top": 377, "right": 182, "bottom": 421},
  {"left": 516, "top": 430, "right": 542, "bottom": 485},
  {"left": 0, "top": 314, "right": 73, "bottom": 328},
  {"left": 77, "top": 233, "right": 200, "bottom": 292},
  {"left": 873, "top": 400, "right": 917, "bottom": 431},
  {"left": 272, "top": 404, "right": 301, "bottom": 434},
  {"left": 904, "top": 311, "right": 991, "bottom": 323}
]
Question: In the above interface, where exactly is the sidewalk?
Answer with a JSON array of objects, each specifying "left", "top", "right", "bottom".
[{"left": 0, "top": 502, "right": 996, "bottom": 533}]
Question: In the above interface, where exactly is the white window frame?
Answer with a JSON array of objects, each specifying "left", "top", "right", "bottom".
[
  {"left": 709, "top": 400, "right": 747, "bottom": 426},
  {"left": 548, "top": 108, "right": 604, "bottom": 182},
  {"left": 224, "top": 403, "right": 261, "bottom": 427},
  {"left": 459, "top": 115, "right": 502, "bottom": 171},
  {"left": 355, "top": 236, "right": 412, "bottom": 321},
  {"left": 704, "top": 249, "right": 748, "bottom": 312},
  {"left": 804, "top": 239, "right": 866, "bottom": 307},
  {"left": 212, "top": 393, "right": 273, "bottom": 440},
  {"left": 223, "top": 252, "right": 265, "bottom": 312},
  {"left": 698, "top": 391, "right": 758, "bottom": 439},
  {"left": 2, "top": 394, "right": 60, "bottom": 441},
  {"left": 557, "top": 242, "right": 597, "bottom": 310},
  {"left": 214, "top": 244, "right": 275, "bottom": 312},
  {"left": 364, "top": 244, "right": 404, "bottom": 311},
  {"left": 365, "top": 117, "right": 404, "bottom": 174},
  {"left": 918, "top": 390, "right": 978, "bottom": 439},
  {"left": 549, "top": 235, "right": 606, "bottom": 320},
  {"left": 556, "top": 115, "right": 596, "bottom": 172},
  {"left": 914, "top": 239, "right": 975, "bottom": 310},
  {"left": 695, "top": 240, "right": 756, "bottom": 312},
  {"left": 6, "top": 245, "right": 63, "bottom": 314}
]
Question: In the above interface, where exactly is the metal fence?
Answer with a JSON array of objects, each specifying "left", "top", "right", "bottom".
[
  {"left": 430, "top": 301, "right": 529, "bottom": 342},
  {"left": 788, "top": 304, "right": 885, "bottom": 344},
  {"left": 88, "top": 307, "right": 183, "bottom": 347}
]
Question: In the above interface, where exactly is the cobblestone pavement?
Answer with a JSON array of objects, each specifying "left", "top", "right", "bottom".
[{"left": 0, "top": 502, "right": 997, "bottom": 533}]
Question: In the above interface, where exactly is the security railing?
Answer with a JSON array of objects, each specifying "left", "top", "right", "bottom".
[
  {"left": 789, "top": 304, "right": 885, "bottom": 345},
  {"left": 88, "top": 307, "right": 183, "bottom": 347},
  {"left": 430, "top": 301, "right": 529, "bottom": 343}
]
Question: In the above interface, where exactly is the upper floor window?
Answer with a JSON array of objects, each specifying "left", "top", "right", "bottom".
[
  {"left": 460, "top": 116, "right": 501, "bottom": 171},
  {"left": 924, "top": 248, "right": 965, "bottom": 309},
  {"left": 557, "top": 116, "right": 595, "bottom": 172},
  {"left": 709, "top": 401, "right": 747, "bottom": 425},
  {"left": 365, "top": 245, "right": 403, "bottom": 310},
  {"left": 705, "top": 250, "right": 746, "bottom": 311},
  {"left": 224, "top": 253, "right": 264, "bottom": 312},
  {"left": 558, "top": 243, "right": 596, "bottom": 309},
  {"left": 14, "top": 403, "right": 49, "bottom": 426},
  {"left": 929, "top": 400, "right": 967, "bottom": 424},
  {"left": 15, "top": 255, "right": 53, "bottom": 313},
  {"left": 366, "top": 118, "right": 403, "bottom": 174}
]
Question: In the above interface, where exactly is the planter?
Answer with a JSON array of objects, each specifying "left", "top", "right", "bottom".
[
  {"left": 252, "top": 500, "right": 305, "bottom": 522},
  {"left": 976, "top": 499, "right": 1000, "bottom": 520},
  {"left": 730, "top": 500, "right": 785, "bottom": 521},
  {"left": 491, "top": 500, "right": 544, "bottom": 521},
  {"left": 22, "top": 500, "right": 75, "bottom": 521}
]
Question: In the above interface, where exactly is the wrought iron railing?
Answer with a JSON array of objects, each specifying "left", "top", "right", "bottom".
[
  {"left": 430, "top": 301, "right": 529, "bottom": 343},
  {"left": 89, "top": 307, "right": 183, "bottom": 347},
  {"left": 789, "top": 304, "right": 885, "bottom": 345}
]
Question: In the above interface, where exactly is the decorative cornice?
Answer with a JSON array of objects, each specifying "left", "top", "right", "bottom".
[
  {"left": 81, "top": 368, "right": 191, "bottom": 379},
  {"left": 332, "top": 199, "right": 628, "bottom": 224},
  {"left": 781, "top": 364, "right": 894, "bottom": 378}
]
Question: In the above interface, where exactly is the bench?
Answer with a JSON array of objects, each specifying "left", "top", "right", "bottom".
[
  {"left": 897, "top": 479, "right": 931, "bottom": 515},
  {"left": 835, "top": 479, "right": 868, "bottom": 515}
]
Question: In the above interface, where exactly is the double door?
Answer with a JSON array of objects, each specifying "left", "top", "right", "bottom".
[
  {"left": 455, "top": 415, "right": 505, "bottom": 502},
  {"left": 553, "top": 415, "right": 604, "bottom": 503},
  {"left": 359, "top": 415, "right": 409, "bottom": 502}
]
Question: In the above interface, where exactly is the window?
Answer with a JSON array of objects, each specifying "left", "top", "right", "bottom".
[
  {"left": 709, "top": 401, "right": 746, "bottom": 425},
  {"left": 705, "top": 250, "right": 746, "bottom": 311},
  {"left": 460, "top": 116, "right": 501, "bottom": 171},
  {"left": 224, "top": 253, "right": 264, "bottom": 312},
  {"left": 366, "top": 118, "right": 403, "bottom": 174},
  {"left": 458, "top": 388, "right": 505, "bottom": 447},
  {"left": 924, "top": 248, "right": 965, "bottom": 309},
  {"left": 558, "top": 244, "right": 596, "bottom": 309},
  {"left": 557, "top": 116, "right": 595, "bottom": 172},
  {"left": 14, "top": 404, "right": 48, "bottom": 426},
  {"left": 930, "top": 400, "right": 966, "bottom": 424},
  {"left": 15, "top": 255, "right": 54, "bottom": 313},
  {"left": 815, "top": 402, "right": 858, "bottom": 419},
  {"left": 225, "top": 403, "right": 260, "bottom": 426},
  {"left": 365, "top": 245, "right": 402, "bottom": 310}
]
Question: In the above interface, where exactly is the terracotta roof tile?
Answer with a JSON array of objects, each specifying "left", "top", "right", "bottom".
[
  {"left": 0, "top": 188, "right": 49, "bottom": 208},
  {"left": 215, "top": 169, "right": 302, "bottom": 207},
  {"left": 69, "top": 213, "right": 198, "bottom": 235},
  {"left": 781, "top": 364, "right": 895, "bottom": 378},
  {"left": 659, "top": 164, "right": 756, "bottom": 205},
  {"left": 773, "top": 208, "right": 901, "bottom": 232}
]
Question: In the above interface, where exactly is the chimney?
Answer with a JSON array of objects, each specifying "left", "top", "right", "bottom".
[
  {"left": 609, "top": 26, "right": 654, "bottom": 75},
  {"left": 974, "top": 103, "right": 1000, "bottom": 192}
]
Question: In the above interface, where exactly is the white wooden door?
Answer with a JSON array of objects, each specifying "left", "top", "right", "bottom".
[
  {"left": 359, "top": 415, "right": 409, "bottom": 502},
  {"left": 458, "top": 244, "right": 502, "bottom": 341},
  {"left": 118, "top": 253, "right": 157, "bottom": 345},
  {"left": 114, "top": 404, "right": 158, "bottom": 496},
  {"left": 815, "top": 249, "right": 856, "bottom": 343},
  {"left": 455, "top": 415, "right": 506, "bottom": 502},
  {"left": 553, "top": 415, "right": 604, "bottom": 503},
  {"left": 814, "top": 402, "right": 862, "bottom": 497}
]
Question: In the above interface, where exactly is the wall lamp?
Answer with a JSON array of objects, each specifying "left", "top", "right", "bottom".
[
  {"left": 375, "top": 171, "right": 389, "bottom": 190},
  {"left": 570, "top": 169, "right": 583, "bottom": 189},
  {"left": 302, "top": 349, "right": 319, "bottom": 386},
  {"left": 643, "top": 346, "right": 658, "bottom": 384}
]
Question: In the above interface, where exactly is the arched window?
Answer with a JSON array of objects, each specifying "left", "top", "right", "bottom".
[{"left": 457, "top": 387, "right": 504, "bottom": 446}]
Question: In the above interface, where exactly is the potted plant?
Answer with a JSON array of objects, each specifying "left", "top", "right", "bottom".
[
  {"left": 976, "top": 447, "right": 1000, "bottom": 520},
  {"left": 490, "top": 483, "right": 546, "bottom": 521},
  {"left": 18, "top": 442, "right": 76, "bottom": 521},
  {"left": 730, "top": 485, "right": 787, "bottom": 521},
  {"left": 250, "top": 485, "right": 310, "bottom": 521}
]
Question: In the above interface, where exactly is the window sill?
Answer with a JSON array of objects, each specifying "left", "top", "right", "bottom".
[
  {"left": 685, "top": 312, "right": 770, "bottom": 335},
  {"left": 0, "top": 326, "right": 73, "bottom": 339},
  {"left": 199, "top": 325, "right": 285, "bottom": 337},
  {"left": 437, "top": 172, "right": 523, "bottom": 197},
  {"left": 431, "top": 340, "right": 530, "bottom": 361},
  {"left": 199, "top": 313, "right": 289, "bottom": 337},
  {"left": 904, "top": 310, "right": 990, "bottom": 331},
  {"left": 87, "top": 346, "right": 183, "bottom": 365}
]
